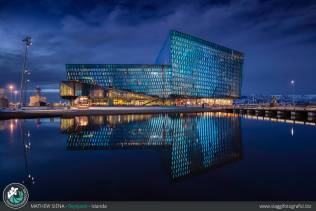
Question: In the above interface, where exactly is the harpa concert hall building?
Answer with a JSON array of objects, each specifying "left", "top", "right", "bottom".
[{"left": 60, "top": 30, "right": 244, "bottom": 106}]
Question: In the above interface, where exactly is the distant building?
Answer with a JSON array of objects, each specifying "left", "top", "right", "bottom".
[
  {"left": 29, "top": 87, "right": 47, "bottom": 106},
  {"left": 60, "top": 30, "right": 244, "bottom": 107},
  {"left": 0, "top": 88, "right": 9, "bottom": 108}
]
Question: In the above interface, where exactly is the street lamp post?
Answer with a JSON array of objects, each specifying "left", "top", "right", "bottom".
[
  {"left": 19, "top": 36, "right": 32, "bottom": 108},
  {"left": 8, "top": 84, "right": 15, "bottom": 103},
  {"left": 290, "top": 80, "right": 295, "bottom": 107}
]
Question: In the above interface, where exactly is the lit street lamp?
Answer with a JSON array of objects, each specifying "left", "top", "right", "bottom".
[
  {"left": 290, "top": 80, "right": 295, "bottom": 107},
  {"left": 7, "top": 84, "right": 15, "bottom": 103},
  {"left": 8, "top": 84, "right": 14, "bottom": 91}
]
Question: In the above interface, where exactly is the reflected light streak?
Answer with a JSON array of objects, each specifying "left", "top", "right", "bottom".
[{"left": 9, "top": 121, "right": 15, "bottom": 134}]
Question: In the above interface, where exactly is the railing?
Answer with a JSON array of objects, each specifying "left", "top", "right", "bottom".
[{"left": 225, "top": 104, "right": 316, "bottom": 112}]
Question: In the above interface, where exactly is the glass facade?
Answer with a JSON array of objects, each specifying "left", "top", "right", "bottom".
[
  {"left": 63, "top": 30, "right": 244, "bottom": 105},
  {"left": 156, "top": 30, "right": 243, "bottom": 98},
  {"left": 66, "top": 64, "right": 172, "bottom": 99}
]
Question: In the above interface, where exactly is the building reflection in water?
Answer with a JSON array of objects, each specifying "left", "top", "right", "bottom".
[{"left": 61, "top": 112, "right": 242, "bottom": 180}]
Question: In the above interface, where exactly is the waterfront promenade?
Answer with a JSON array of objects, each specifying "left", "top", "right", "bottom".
[
  {"left": 0, "top": 106, "right": 223, "bottom": 120},
  {"left": 1, "top": 105, "right": 316, "bottom": 120}
]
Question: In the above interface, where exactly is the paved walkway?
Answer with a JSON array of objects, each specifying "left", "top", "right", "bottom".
[{"left": 0, "top": 106, "right": 223, "bottom": 120}]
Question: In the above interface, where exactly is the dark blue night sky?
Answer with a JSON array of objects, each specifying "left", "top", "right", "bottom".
[{"left": 0, "top": 0, "right": 315, "bottom": 95}]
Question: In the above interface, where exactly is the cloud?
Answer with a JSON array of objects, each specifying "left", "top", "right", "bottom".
[{"left": 0, "top": 0, "right": 315, "bottom": 95}]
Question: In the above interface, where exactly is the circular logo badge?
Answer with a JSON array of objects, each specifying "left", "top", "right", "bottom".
[{"left": 3, "top": 183, "right": 29, "bottom": 209}]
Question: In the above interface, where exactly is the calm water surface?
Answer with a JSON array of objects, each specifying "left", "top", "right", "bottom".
[{"left": 0, "top": 112, "right": 316, "bottom": 201}]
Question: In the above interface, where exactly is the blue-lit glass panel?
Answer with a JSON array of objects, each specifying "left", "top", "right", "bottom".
[
  {"left": 66, "top": 64, "right": 172, "bottom": 98},
  {"left": 167, "top": 30, "right": 243, "bottom": 98}
]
